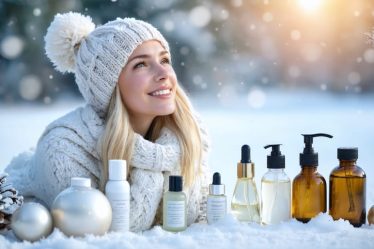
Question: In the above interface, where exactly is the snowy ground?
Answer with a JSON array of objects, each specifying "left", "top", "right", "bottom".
[{"left": 0, "top": 90, "right": 373, "bottom": 248}]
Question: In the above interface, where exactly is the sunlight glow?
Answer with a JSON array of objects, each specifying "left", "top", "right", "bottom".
[{"left": 298, "top": 0, "right": 323, "bottom": 12}]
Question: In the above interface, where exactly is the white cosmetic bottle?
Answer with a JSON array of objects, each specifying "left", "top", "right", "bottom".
[
  {"left": 105, "top": 160, "right": 130, "bottom": 232},
  {"left": 207, "top": 172, "right": 227, "bottom": 224}
]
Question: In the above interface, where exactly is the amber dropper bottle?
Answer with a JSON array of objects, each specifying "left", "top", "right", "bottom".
[
  {"left": 329, "top": 147, "right": 366, "bottom": 227},
  {"left": 292, "top": 133, "right": 333, "bottom": 223}
]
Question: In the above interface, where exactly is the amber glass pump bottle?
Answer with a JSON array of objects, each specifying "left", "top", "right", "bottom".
[
  {"left": 329, "top": 148, "right": 366, "bottom": 227},
  {"left": 292, "top": 133, "right": 333, "bottom": 223}
]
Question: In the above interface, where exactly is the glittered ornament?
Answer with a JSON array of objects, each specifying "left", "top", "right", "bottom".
[
  {"left": 11, "top": 202, "right": 53, "bottom": 242},
  {"left": 51, "top": 177, "right": 112, "bottom": 237},
  {"left": 368, "top": 205, "right": 374, "bottom": 225}
]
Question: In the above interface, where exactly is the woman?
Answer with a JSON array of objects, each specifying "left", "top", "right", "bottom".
[{"left": 5, "top": 12, "right": 210, "bottom": 232}]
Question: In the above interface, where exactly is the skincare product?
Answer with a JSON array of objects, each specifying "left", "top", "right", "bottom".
[
  {"left": 261, "top": 144, "right": 291, "bottom": 225},
  {"left": 292, "top": 133, "right": 332, "bottom": 223},
  {"left": 105, "top": 160, "right": 130, "bottom": 232},
  {"left": 231, "top": 145, "right": 260, "bottom": 223},
  {"left": 163, "top": 175, "right": 186, "bottom": 232},
  {"left": 329, "top": 148, "right": 366, "bottom": 227},
  {"left": 207, "top": 172, "right": 227, "bottom": 224}
]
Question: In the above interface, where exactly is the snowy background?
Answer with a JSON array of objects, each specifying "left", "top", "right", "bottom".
[{"left": 1, "top": 0, "right": 374, "bottom": 248}]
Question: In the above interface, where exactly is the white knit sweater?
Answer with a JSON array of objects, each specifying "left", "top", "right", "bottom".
[{"left": 5, "top": 105, "right": 210, "bottom": 232}]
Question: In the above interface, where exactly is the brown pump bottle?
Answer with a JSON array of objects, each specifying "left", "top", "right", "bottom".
[
  {"left": 329, "top": 148, "right": 366, "bottom": 227},
  {"left": 292, "top": 133, "right": 333, "bottom": 223}
]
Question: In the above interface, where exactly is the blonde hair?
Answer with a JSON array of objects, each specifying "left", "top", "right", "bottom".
[{"left": 98, "top": 84, "right": 202, "bottom": 190}]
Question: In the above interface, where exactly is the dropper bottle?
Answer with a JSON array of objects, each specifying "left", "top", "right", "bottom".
[
  {"left": 292, "top": 133, "right": 333, "bottom": 223},
  {"left": 261, "top": 144, "right": 291, "bottom": 225},
  {"left": 231, "top": 145, "right": 260, "bottom": 223},
  {"left": 329, "top": 147, "right": 366, "bottom": 227},
  {"left": 207, "top": 172, "right": 227, "bottom": 224}
]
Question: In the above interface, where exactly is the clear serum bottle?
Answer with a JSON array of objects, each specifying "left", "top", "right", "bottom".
[
  {"left": 163, "top": 175, "right": 187, "bottom": 232},
  {"left": 261, "top": 144, "right": 291, "bottom": 225},
  {"left": 105, "top": 160, "right": 130, "bottom": 232},
  {"left": 292, "top": 133, "right": 332, "bottom": 223},
  {"left": 207, "top": 172, "right": 227, "bottom": 224},
  {"left": 231, "top": 145, "right": 260, "bottom": 223},
  {"left": 329, "top": 147, "right": 366, "bottom": 227}
]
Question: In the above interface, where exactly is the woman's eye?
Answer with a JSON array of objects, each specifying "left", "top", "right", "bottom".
[
  {"left": 161, "top": 58, "right": 170, "bottom": 64},
  {"left": 134, "top": 62, "right": 146, "bottom": 69}
]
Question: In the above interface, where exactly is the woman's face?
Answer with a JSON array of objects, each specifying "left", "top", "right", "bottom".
[{"left": 118, "top": 40, "right": 177, "bottom": 122}]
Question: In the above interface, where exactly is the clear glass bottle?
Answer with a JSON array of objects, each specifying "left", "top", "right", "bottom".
[
  {"left": 231, "top": 145, "right": 260, "bottom": 223},
  {"left": 163, "top": 175, "right": 186, "bottom": 232},
  {"left": 329, "top": 147, "right": 366, "bottom": 227},
  {"left": 292, "top": 133, "right": 332, "bottom": 223},
  {"left": 261, "top": 144, "right": 291, "bottom": 225},
  {"left": 207, "top": 172, "right": 227, "bottom": 224}
]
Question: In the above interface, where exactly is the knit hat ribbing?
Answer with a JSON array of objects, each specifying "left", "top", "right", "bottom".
[{"left": 45, "top": 12, "right": 170, "bottom": 117}]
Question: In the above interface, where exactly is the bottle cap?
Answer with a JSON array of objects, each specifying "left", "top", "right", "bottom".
[
  {"left": 338, "top": 147, "right": 358, "bottom": 160},
  {"left": 237, "top": 144, "right": 255, "bottom": 178},
  {"left": 299, "top": 133, "right": 333, "bottom": 167},
  {"left": 209, "top": 172, "right": 225, "bottom": 195},
  {"left": 108, "top": 160, "right": 127, "bottom": 180},
  {"left": 71, "top": 177, "right": 91, "bottom": 187},
  {"left": 264, "top": 144, "right": 285, "bottom": 169},
  {"left": 169, "top": 175, "right": 183, "bottom": 192}
]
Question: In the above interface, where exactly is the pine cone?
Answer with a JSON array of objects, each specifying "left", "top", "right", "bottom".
[{"left": 0, "top": 173, "right": 23, "bottom": 230}]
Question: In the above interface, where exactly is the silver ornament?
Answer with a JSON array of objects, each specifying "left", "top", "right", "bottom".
[
  {"left": 11, "top": 202, "right": 53, "bottom": 242},
  {"left": 51, "top": 177, "right": 112, "bottom": 237}
]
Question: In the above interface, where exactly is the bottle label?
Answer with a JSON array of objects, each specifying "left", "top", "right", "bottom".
[
  {"left": 106, "top": 192, "right": 130, "bottom": 232},
  {"left": 207, "top": 196, "right": 227, "bottom": 224},
  {"left": 166, "top": 201, "right": 186, "bottom": 228}
]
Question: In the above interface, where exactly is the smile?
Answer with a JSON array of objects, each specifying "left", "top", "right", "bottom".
[{"left": 149, "top": 89, "right": 172, "bottom": 97}]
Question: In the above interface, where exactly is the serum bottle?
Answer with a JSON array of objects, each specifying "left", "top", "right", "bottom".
[
  {"left": 105, "top": 159, "right": 130, "bottom": 232},
  {"left": 207, "top": 172, "right": 227, "bottom": 224},
  {"left": 329, "top": 147, "right": 366, "bottom": 227},
  {"left": 261, "top": 144, "right": 291, "bottom": 225},
  {"left": 231, "top": 145, "right": 260, "bottom": 223},
  {"left": 163, "top": 175, "right": 186, "bottom": 232},
  {"left": 292, "top": 133, "right": 332, "bottom": 223}
]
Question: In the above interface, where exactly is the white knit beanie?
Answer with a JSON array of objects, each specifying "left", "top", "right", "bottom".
[{"left": 45, "top": 12, "right": 170, "bottom": 117}]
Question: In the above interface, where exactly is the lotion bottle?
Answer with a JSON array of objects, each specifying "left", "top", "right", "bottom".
[
  {"left": 261, "top": 144, "right": 291, "bottom": 225},
  {"left": 163, "top": 175, "right": 186, "bottom": 232},
  {"left": 207, "top": 172, "right": 227, "bottom": 224},
  {"left": 105, "top": 160, "right": 130, "bottom": 232},
  {"left": 292, "top": 133, "right": 332, "bottom": 223}
]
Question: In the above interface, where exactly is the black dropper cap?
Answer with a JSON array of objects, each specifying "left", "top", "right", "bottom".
[
  {"left": 338, "top": 147, "right": 358, "bottom": 161},
  {"left": 300, "top": 133, "right": 333, "bottom": 166},
  {"left": 169, "top": 175, "right": 182, "bottom": 192},
  {"left": 241, "top": 144, "right": 251, "bottom": 163},
  {"left": 212, "top": 172, "right": 221, "bottom": 185},
  {"left": 264, "top": 144, "right": 285, "bottom": 169}
]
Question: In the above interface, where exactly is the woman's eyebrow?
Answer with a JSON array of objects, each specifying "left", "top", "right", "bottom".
[{"left": 128, "top": 50, "right": 169, "bottom": 63}]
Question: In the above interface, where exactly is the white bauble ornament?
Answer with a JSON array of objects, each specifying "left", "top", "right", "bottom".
[
  {"left": 51, "top": 177, "right": 112, "bottom": 237},
  {"left": 11, "top": 202, "right": 53, "bottom": 242}
]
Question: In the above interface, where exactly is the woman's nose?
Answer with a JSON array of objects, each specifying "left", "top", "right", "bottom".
[{"left": 154, "top": 64, "right": 169, "bottom": 82}]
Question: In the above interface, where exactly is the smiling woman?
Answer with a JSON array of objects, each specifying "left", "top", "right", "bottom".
[{"left": 5, "top": 12, "right": 210, "bottom": 233}]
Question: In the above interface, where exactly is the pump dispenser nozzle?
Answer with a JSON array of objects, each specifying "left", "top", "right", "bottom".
[
  {"left": 264, "top": 144, "right": 285, "bottom": 169},
  {"left": 237, "top": 145, "right": 254, "bottom": 178},
  {"left": 300, "top": 133, "right": 333, "bottom": 166}
]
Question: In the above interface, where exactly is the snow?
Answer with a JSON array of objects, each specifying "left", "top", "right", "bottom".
[{"left": 0, "top": 90, "right": 374, "bottom": 248}]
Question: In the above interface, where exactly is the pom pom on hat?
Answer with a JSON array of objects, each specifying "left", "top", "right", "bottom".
[{"left": 45, "top": 12, "right": 95, "bottom": 73}]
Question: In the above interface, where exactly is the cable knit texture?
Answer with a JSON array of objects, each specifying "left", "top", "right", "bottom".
[{"left": 5, "top": 105, "right": 210, "bottom": 232}]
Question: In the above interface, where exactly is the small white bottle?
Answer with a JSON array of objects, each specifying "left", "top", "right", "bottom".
[
  {"left": 163, "top": 175, "right": 186, "bottom": 232},
  {"left": 261, "top": 144, "right": 291, "bottom": 225},
  {"left": 207, "top": 172, "right": 227, "bottom": 224},
  {"left": 105, "top": 160, "right": 130, "bottom": 232}
]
